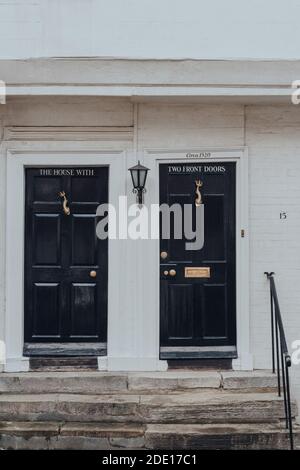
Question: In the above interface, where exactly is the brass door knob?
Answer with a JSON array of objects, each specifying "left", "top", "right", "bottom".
[
  {"left": 160, "top": 251, "right": 168, "bottom": 260},
  {"left": 89, "top": 270, "right": 97, "bottom": 278},
  {"left": 169, "top": 269, "right": 176, "bottom": 277},
  {"left": 163, "top": 270, "right": 169, "bottom": 276}
]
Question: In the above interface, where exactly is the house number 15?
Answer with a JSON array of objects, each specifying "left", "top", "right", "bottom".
[{"left": 280, "top": 212, "right": 287, "bottom": 219}]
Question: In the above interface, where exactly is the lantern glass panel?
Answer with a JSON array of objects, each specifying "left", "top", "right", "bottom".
[
  {"left": 130, "top": 169, "right": 139, "bottom": 188},
  {"left": 139, "top": 169, "right": 148, "bottom": 188}
]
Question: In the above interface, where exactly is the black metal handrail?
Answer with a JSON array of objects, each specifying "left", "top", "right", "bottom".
[{"left": 264, "top": 272, "right": 294, "bottom": 450}]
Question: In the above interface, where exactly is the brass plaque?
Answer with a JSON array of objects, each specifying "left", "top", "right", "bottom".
[{"left": 184, "top": 267, "right": 211, "bottom": 278}]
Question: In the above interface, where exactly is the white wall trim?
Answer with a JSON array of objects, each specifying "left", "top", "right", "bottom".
[
  {"left": 144, "top": 147, "right": 252, "bottom": 371},
  {"left": 4, "top": 86, "right": 294, "bottom": 104},
  {"left": 4, "top": 146, "right": 127, "bottom": 371},
  {"left": 4, "top": 127, "right": 134, "bottom": 142}
]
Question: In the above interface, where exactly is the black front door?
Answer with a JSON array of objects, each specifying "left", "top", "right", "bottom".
[
  {"left": 160, "top": 162, "right": 236, "bottom": 359},
  {"left": 24, "top": 167, "right": 108, "bottom": 351}
]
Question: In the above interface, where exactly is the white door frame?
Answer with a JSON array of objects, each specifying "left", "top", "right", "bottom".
[
  {"left": 5, "top": 148, "right": 127, "bottom": 371},
  {"left": 4, "top": 143, "right": 251, "bottom": 372},
  {"left": 143, "top": 147, "right": 252, "bottom": 370}
]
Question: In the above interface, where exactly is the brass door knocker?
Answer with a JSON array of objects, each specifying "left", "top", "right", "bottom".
[
  {"left": 195, "top": 179, "right": 203, "bottom": 206},
  {"left": 58, "top": 191, "right": 70, "bottom": 215}
]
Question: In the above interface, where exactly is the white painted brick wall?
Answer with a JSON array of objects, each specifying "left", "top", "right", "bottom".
[
  {"left": 1, "top": 1, "right": 300, "bottom": 59},
  {"left": 0, "top": 96, "right": 134, "bottom": 360},
  {"left": 1, "top": 97, "right": 133, "bottom": 127},
  {"left": 1, "top": 99, "right": 300, "bottom": 404},
  {"left": 0, "top": 0, "right": 41, "bottom": 59},
  {"left": 138, "top": 104, "right": 244, "bottom": 148},
  {"left": 246, "top": 105, "right": 300, "bottom": 399},
  {"left": 139, "top": 102, "right": 300, "bottom": 401}
]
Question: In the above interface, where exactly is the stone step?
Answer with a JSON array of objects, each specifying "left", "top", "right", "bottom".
[
  {"left": 221, "top": 371, "right": 278, "bottom": 391},
  {"left": 0, "top": 390, "right": 295, "bottom": 424},
  {"left": 0, "top": 421, "right": 145, "bottom": 450},
  {"left": 145, "top": 423, "right": 300, "bottom": 450},
  {"left": 0, "top": 370, "right": 277, "bottom": 395},
  {"left": 0, "top": 421, "right": 298, "bottom": 450}
]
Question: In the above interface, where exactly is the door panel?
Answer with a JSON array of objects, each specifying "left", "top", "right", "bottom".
[
  {"left": 71, "top": 215, "right": 98, "bottom": 266},
  {"left": 25, "top": 167, "right": 108, "bottom": 345},
  {"left": 160, "top": 162, "right": 236, "bottom": 359},
  {"left": 168, "top": 284, "right": 194, "bottom": 339},
  {"left": 71, "top": 175, "right": 102, "bottom": 203},
  {"left": 33, "top": 283, "right": 61, "bottom": 338},
  {"left": 204, "top": 196, "right": 225, "bottom": 259},
  {"left": 33, "top": 214, "right": 61, "bottom": 266},
  {"left": 34, "top": 176, "right": 61, "bottom": 202},
  {"left": 203, "top": 284, "right": 227, "bottom": 338},
  {"left": 70, "top": 283, "right": 97, "bottom": 337}
]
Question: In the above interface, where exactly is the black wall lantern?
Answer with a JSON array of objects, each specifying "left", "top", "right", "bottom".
[{"left": 128, "top": 160, "right": 149, "bottom": 206}]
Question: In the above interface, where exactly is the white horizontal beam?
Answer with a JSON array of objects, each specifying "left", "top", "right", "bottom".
[
  {"left": 5, "top": 85, "right": 292, "bottom": 96},
  {"left": 1, "top": 59, "right": 299, "bottom": 103},
  {"left": 4, "top": 85, "right": 294, "bottom": 104}
]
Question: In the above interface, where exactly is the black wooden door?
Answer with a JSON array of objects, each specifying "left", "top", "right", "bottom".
[
  {"left": 24, "top": 167, "right": 108, "bottom": 345},
  {"left": 160, "top": 162, "right": 236, "bottom": 359}
]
